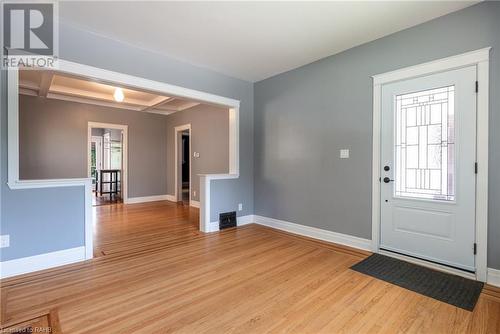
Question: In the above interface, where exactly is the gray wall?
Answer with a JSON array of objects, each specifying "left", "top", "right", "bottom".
[
  {"left": 19, "top": 95, "right": 168, "bottom": 198},
  {"left": 0, "top": 10, "right": 254, "bottom": 261},
  {"left": 254, "top": 1, "right": 500, "bottom": 269},
  {"left": 166, "top": 104, "right": 229, "bottom": 201}
]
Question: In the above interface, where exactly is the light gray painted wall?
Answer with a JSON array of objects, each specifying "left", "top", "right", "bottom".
[
  {"left": 0, "top": 12, "right": 254, "bottom": 261},
  {"left": 254, "top": 1, "right": 500, "bottom": 269},
  {"left": 166, "top": 105, "right": 229, "bottom": 201},
  {"left": 19, "top": 95, "right": 168, "bottom": 198}
]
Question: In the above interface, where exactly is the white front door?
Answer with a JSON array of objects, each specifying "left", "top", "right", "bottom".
[{"left": 380, "top": 66, "right": 477, "bottom": 272}]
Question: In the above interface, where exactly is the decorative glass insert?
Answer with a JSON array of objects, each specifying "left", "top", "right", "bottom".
[{"left": 394, "top": 85, "right": 455, "bottom": 201}]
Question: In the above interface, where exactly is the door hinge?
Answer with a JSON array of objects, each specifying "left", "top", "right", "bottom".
[
  {"left": 473, "top": 243, "right": 477, "bottom": 255},
  {"left": 475, "top": 162, "right": 478, "bottom": 174},
  {"left": 475, "top": 81, "right": 479, "bottom": 93}
]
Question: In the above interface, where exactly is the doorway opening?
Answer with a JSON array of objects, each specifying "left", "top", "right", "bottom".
[
  {"left": 181, "top": 131, "right": 190, "bottom": 204},
  {"left": 88, "top": 123, "right": 128, "bottom": 206},
  {"left": 175, "top": 124, "right": 191, "bottom": 205}
]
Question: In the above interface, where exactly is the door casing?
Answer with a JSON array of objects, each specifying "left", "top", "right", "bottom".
[
  {"left": 371, "top": 48, "right": 490, "bottom": 281},
  {"left": 91, "top": 135, "right": 103, "bottom": 191}
]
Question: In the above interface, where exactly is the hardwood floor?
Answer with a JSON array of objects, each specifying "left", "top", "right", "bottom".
[{"left": 1, "top": 201, "right": 499, "bottom": 333}]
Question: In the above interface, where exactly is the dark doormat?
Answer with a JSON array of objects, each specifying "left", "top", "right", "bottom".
[{"left": 351, "top": 253, "right": 483, "bottom": 311}]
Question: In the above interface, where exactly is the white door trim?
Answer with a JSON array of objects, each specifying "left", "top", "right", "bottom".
[
  {"left": 174, "top": 124, "right": 191, "bottom": 204},
  {"left": 87, "top": 122, "right": 129, "bottom": 203},
  {"left": 371, "top": 47, "right": 490, "bottom": 281},
  {"left": 90, "top": 135, "right": 103, "bottom": 191}
]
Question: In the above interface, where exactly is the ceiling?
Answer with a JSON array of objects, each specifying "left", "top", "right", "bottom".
[
  {"left": 19, "top": 70, "right": 201, "bottom": 114},
  {"left": 59, "top": 1, "right": 479, "bottom": 82}
]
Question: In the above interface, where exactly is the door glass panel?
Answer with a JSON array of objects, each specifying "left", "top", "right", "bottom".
[{"left": 394, "top": 85, "right": 455, "bottom": 201}]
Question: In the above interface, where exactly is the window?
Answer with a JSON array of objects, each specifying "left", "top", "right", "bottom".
[{"left": 394, "top": 85, "right": 455, "bottom": 201}]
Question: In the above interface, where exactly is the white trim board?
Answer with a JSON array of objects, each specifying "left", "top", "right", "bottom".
[
  {"left": 88, "top": 122, "right": 129, "bottom": 203},
  {"left": 126, "top": 194, "right": 171, "bottom": 204},
  {"left": 238, "top": 214, "right": 255, "bottom": 226},
  {"left": 190, "top": 200, "right": 200, "bottom": 208},
  {"left": 253, "top": 215, "right": 372, "bottom": 251},
  {"left": 487, "top": 268, "right": 500, "bottom": 288},
  {"left": 371, "top": 47, "right": 490, "bottom": 282},
  {"left": 0, "top": 246, "right": 86, "bottom": 279}
]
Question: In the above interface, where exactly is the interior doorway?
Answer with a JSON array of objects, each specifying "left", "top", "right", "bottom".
[
  {"left": 175, "top": 124, "right": 191, "bottom": 205},
  {"left": 181, "top": 131, "right": 190, "bottom": 204},
  {"left": 88, "top": 122, "right": 128, "bottom": 206}
]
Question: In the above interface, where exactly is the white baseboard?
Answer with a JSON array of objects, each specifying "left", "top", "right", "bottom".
[
  {"left": 166, "top": 194, "right": 176, "bottom": 202},
  {"left": 0, "top": 246, "right": 86, "bottom": 279},
  {"left": 253, "top": 215, "right": 372, "bottom": 251},
  {"left": 487, "top": 268, "right": 500, "bottom": 287},
  {"left": 238, "top": 214, "right": 255, "bottom": 226},
  {"left": 126, "top": 194, "right": 172, "bottom": 204},
  {"left": 190, "top": 200, "right": 200, "bottom": 208},
  {"left": 207, "top": 221, "right": 220, "bottom": 232}
]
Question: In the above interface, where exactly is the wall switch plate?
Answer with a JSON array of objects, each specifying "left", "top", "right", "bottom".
[
  {"left": 238, "top": 203, "right": 243, "bottom": 211},
  {"left": 193, "top": 190, "right": 197, "bottom": 197},
  {"left": 0, "top": 235, "right": 10, "bottom": 248},
  {"left": 193, "top": 152, "right": 200, "bottom": 158},
  {"left": 340, "top": 149, "right": 350, "bottom": 159}
]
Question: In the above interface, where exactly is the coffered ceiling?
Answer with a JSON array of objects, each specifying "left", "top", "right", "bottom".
[{"left": 19, "top": 70, "right": 200, "bottom": 115}]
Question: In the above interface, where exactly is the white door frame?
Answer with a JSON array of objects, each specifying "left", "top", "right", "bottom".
[
  {"left": 371, "top": 48, "right": 490, "bottom": 281},
  {"left": 90, "top": 135, "right": 103, "bottom": 191},
  {"left": 174, "top": 124, "right": 191, "bottom": 204},
  {"left": 87, "top": 122, "right": 129, "bottom": 203},
  {"left": 103, "top": 132, "right": 111, "bottom": 170}
]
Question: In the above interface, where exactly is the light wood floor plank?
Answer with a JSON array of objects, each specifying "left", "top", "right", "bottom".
[{"left": 1, "top": 201, "right": 498, "bottom": 333}]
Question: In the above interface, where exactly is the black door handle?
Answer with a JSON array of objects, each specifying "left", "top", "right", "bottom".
[{"left": 383, "top": 177, "right": 394, "bottom": 183}]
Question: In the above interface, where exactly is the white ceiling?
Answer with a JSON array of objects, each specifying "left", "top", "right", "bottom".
[{"left": 60, "top": 1, "right": 479, "bottom": 82}]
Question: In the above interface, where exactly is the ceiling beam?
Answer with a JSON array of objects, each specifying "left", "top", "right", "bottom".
[
  {"left": 141, "top": 97, "right": 175, "bottom": 111},
  {"left": 177, "top": 101, "right": 201, "bottom": 111},
  {"left": 38, "top": 71, "right": 54, "bottom": 97},
  {"left": 141, "top": 96, "right": 176, "bottom": 112}
]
